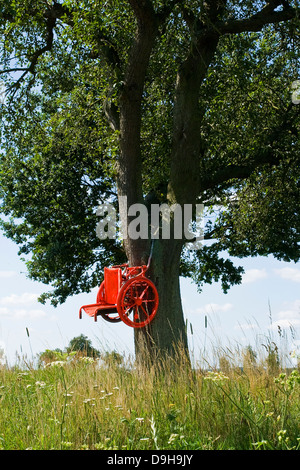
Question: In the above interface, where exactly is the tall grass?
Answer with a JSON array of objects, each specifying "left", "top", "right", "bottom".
[{"left": 0, "top": 344, "right": 299, "bottom": 450}]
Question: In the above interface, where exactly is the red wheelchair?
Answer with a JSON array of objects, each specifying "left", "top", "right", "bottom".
[{"left": 79, "top": 263, "right": 159, "bottom": 328}]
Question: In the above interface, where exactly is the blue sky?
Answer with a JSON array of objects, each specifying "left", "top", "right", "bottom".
[{"left": 0, "top": 231, "right": 299, "bottom": 367}]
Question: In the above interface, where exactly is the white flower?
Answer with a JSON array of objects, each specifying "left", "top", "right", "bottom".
[
  {"left": 35, "top": 381, "right": 46, "bottom": 388},
  {"left": 83, "top": 398, "right": 96, "bottom": 404},
  {"left": 168, "top": 433, "right": 179, "bottom": 444},
  {"left": 46, "top": 360, "right": 66, "bottom": 368},
  {"left": 204, "top": 371, "right": 229, "bottom": 384}
]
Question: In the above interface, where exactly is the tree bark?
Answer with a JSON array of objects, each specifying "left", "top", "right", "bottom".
[{"left": 133, "top": 237, "right": 187, "bottom": 366}]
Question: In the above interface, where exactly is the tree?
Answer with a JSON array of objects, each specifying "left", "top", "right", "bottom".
[
  {"left": 67, "top": 334, "right": 100, "bottom": 357},
  {"left": 0, "top": 1, "right": 299, "bottom": 364}
]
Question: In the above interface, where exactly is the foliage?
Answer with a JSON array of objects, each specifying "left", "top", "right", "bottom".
[{"left": 0, "top": 1, "right": 299, "bottom": 306}]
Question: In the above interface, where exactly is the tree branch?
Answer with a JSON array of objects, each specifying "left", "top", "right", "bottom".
[
  {"left": 127, "top": 0, "right": 156, "bottom": 23},
  {"left": 218, "top": 1, "right": 297, "bottom": 34},
  {"left": 200, "top": 103, "right": 299, "bottom": 192},
  {"left": 0, "top": 68, "right": 28, "bottom": 75},
  {"left": 6, "top": 16, "right": 56, "bottom": 97},
  {"left": 44, "top": 1, "right": 74, "bottom": 25}
]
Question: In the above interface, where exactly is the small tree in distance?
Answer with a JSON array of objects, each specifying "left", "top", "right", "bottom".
[{"left": 67, "top": 334, "right": 100, "bottom": 358}]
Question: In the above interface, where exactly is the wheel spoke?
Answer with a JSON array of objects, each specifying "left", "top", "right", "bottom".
[
  {"left": 139, "top": 284, "right": 149, "bottom": 300},
  {"left": 134, "top": 305, "right": 139, "bottom": 321},
  {"left": 124, "top": 304, "right": 134, "bottom": 316},
  {"left": 140, "top": 304, "right": 149, "bottom": 317}
]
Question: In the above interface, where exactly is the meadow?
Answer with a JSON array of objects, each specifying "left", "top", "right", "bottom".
[{"left": 0, "top": 341, "right": 299, "bottom": 451}]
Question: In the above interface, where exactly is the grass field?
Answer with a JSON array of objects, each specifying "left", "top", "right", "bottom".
[{"left": 0, "top": 342, "right": 299, "bottom": 451}]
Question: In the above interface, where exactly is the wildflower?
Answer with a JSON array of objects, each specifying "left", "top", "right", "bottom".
[
  {"left": 135, "top": 417, "right": 144, "bottom": 423},
  {"left": 252, "top": 440, "right": 269, "bottom": 449},
  {"left": 83, "top": 398, "right": 96, "bottom": 404},
  {"left": 61, "top": 441, "right": 73, "bottom": 449},
  {"left": 46, "top": 360, "right": 66, "bottom": 368},
  {"left": 274, "top": 373, "right": 286, "bottom": 386},
  {"left": 17, "top": 372, "right": 28, "bottom": 380},
  {"left": 204, "top": 371, "right": 229, "bottom": 384},
  {"left": 278, "top": 429, "right": 287, "bottom": 442},
  {"left": 94, "top": 443, "right": 104, "bottom": 450},
  {"left": 79, "top": 356, "right": 95, "bottom": 364},
  {"left": 80, "top": 444, "right": 89, "bottom": 450},
  {"left": 168, "top": 433, "right": 179, "bottom": 444},
  {"left": 35, "top": 381, "right": 46, "bottom": 388}
]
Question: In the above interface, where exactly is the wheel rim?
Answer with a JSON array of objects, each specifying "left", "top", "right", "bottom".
[{"left": 117, "top": 277, "right": 159, "bottom": 328}]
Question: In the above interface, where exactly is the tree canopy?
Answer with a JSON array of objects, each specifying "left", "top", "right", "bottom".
[{"left": 0, "top": 2, "right": 299, "bottom": 357}]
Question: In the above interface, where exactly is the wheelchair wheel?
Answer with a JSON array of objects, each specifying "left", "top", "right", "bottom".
[{"left": 117, "top": 277, "right": 158, "bottom": 328}]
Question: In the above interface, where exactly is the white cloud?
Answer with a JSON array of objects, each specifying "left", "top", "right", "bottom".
[
  {"left": 0, "top": 292, "right": 45, "bottom": 319},
  {"left": 0, "top": 307, "right": 9, "bottom": 316},
  {"left": 242, "top": 269, "right": 267, "bottom": 284},
  {"left": 274, "top": 268, "right": 300, "bottom": 283},
  {"left": 270, "top": 299, "right": 300, "bottom": 330},
  {"left": 0, "top": 306, "right": 45, "bottom": 319},
  {"left": 235, "top": 322, "right": 259, "bottom": 332},
  {"left": 14, "top": 309, "right": 46, "bottom": 319},
  {"left": 0, "top": 293, "right": 39, "bottom": 306},
  {"left": 195, "top": 303, "right": 233, "bottom": 314},
  {"left": 0, "top": 271, "right": 17, "bottom": 278}
]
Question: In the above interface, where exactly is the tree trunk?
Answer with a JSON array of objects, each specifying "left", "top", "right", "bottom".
[
  {"left": 115, "top": 7, "right": 220, "bottom": 366},
  {"left": 132, "top": 237, "right": 188, "bottom": 366}
]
